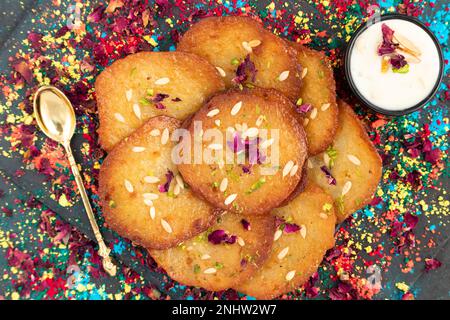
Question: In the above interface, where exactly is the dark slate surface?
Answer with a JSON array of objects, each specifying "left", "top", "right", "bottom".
[{"left": 0, "top": 0, "right": 448, "bottom": 300}]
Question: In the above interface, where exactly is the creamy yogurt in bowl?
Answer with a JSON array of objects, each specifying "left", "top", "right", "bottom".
[{"left": 345, "top": 14, "right": 443, "bottom": 116}]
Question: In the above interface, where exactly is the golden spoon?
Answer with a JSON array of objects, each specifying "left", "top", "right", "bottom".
[{"left": 33, "top": 86, "right": 117, "bottom": 276}]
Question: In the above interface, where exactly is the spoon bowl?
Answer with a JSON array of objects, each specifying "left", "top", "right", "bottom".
[{"left": 33, "top": 86, "right": 76, "bottom": 145}]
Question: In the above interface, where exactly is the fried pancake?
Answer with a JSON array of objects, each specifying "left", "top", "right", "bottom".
[
  {"left": 96, "top": 51, "right": 225, "bottom": 151},
  {"left": 150, "top": 212, "right": 275, "bottom": 291},
  {"left": 307, "top": 100, "right": 382, "bottom": 223},
  {"left": 235, "top": 183, "right": 336, "bottom": 299},
  {"left": 289, "top": 42, "right": 338, "bottom": 155},
  {"left": 178, "top": 88, "right": 308, "bottom": 215},
  {"left": 178, "top": 16, "right": 302, "bottom": 102},
  {"left": 98, "top": 116, "right": 221, "bottom": 249}
]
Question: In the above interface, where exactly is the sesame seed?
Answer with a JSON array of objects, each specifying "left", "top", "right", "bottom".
[
  {"left": 161, "top": 128, "right": 169, "bottom": 145},
  {"left": 155, "top": 77, "right": 170, "bottom": 85},
  {"left": 278, "top": 70, "right": 290, "bottom": 81},
  {"left": 319, "top": 212, "right": 328, "bottom": 219},
  {"left": 307, "top": 159, "right": 313, "bottom": 169},
  {"left": 217, "top": 159, "right": 225, "bottom": 169},
  {"left": 282, "top": 161, "right": 294, "bottom": 178},
  {"left": 114, "top": 113, "right": 125, "bottom": 123},
  {"left": 204, "top": 268, "right": 217, "bottom": 274},
  {"left": 144, "top": 199, "right": 153, "bottom": 207},
  {"left": 242, "top": 41, "right": 252, "bottom": 53},
  {"left": 175, "top": 175, "right": 184, "bottom": 189},
  {"left": 285, "top": 270, "right": 296, "bottom": 281},
  {"left": 133, "top": 103, "right": 141, "bottom": 119},
  {"left": 249, "top": 39, "right": 262, "bottom": 48},
  {"left": 342, "top": 181, "right": 352, "bottom": 196},
  {"left": 150, "top": 129, "right": 160, "bottom": 136},
  {"left": 277, "top": 247, "right": 289, "bottom": 260},
  {"left": 132, "top": 146, "right": 146, "bottom": 153},
  {"left": 323, "top": 153, "right": 331, "bottom": 167},
  {"left": 231, "top": 101, "right": 242, "bottom": 116},
  {"left": 255, "top": 115, "right": 264, "bottom": 127},
  {"left": 290, "top": 164, "right": 299, "bottom": 176},
  {"left": 201, "top": 254, "right": 211, "bottom": 260},
  {"left": 243, "top": 127, "right": 259, "bottom": 138},
  {"left": 310, "top": 108, "right": 318, "bottom": 120},
  {"left": 144, "top": 176, "right": 160, "bottom": 183},
  {"left": 301, "top": 68, "right": 308, "bottom": 79},
  {"left": 274, "top": 229, "right": 283, "bottom": 241},
  {"left": 215, "top": 119, "right": 221, "bottom": 127},
  {"left": 303, "top": 118, "right": 309, "bottom": 126},
  {"left": 150, "top": 207, "right": 156, "bottom": 220},
  {"left": 126, "top": 89, "right": 133, "bottom": 101},
  {"left": 207, "top": 108, "right": 220, "bottom": 117},
  {"left": 216, "top": 66, "right": 226, "bottom": 77},
  {"left": 161, "top": 219, "right": 172, "bottom": 233},
  {"left": 300, "top": 225, "right": 307, "bottom": 239},
  {"left": 347, "top": 154, "right": 361, "bottom": 166},
  {"left": 321, "top": 103, "right": 331, "bottom": 111},
  {"left": 124, "top": 179, "right": 133, "bottom": 193},
  {"left": 143, "top": 193, "right": 159, "bottom": 200},
  {"left": 173, "top": 184, "right": 181, "bottom": 196},
  {"left": 224, "top": 193, "right": 237, "bottom": 205},
  {"left": 237, "top": 237, "right": 245, "bottom": 247},
  {"left": 219, "top": 178, "right": 228, "bottom": 192},
  {"left": 260, "top": 138, "right": 274, "bottom": 149},
  {"left": 208, "top": 143, "right": 223, "bottom": 150}
]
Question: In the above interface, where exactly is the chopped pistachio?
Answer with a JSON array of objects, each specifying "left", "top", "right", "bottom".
[
  {"left": 246, "top": 178, "right": 266, "bottom": 194},
  {"left": 215, "top": 262, "right": 224, "bottom": 270},
  {"left": 392, "top": 64, "right": 410, "bottom": 74},
  {"left": 336, "top": 196, "right": 345, "bottom": 214},
  {"left": 326, "top": 146, "right": 338, "bottom": 168},
  {"left": 193, "top": 264, "right": 200, "bottom": 274}
]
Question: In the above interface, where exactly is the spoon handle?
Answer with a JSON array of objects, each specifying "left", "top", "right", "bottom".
[{"left": 64, "top": 143, "right": 117, "bottom": 277}]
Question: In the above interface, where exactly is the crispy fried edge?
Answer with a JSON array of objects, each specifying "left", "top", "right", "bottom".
[
  {"left": 289, "top": 42, "right": 338, "bottom": 155},
  {"left": 178, "top": 87, "right": 308, "bottom": 215},
  {"left": 334, "top": 100, "right": 382, "bottom": 223},
  {"left": 235, "top": 183, "right": 336, "bottom": 299},
  {"left": 178, "top": 16, "right": 303, "bottom": 102},
  {"left": 98, "top": 115, "right": 222, "bottom": 249},
  {"left": 149, "top": 212, "right": 276, "bottom": 292},
  {"left": 95, "top": 51, "right": 225, "bottom": 151}
]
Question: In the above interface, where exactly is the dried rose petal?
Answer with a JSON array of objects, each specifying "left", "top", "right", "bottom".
[
  {"left": 208, "top": 230, "right": 237, "bottom": 245},
  {"left": 152, "top": 93, "right": 169, "bottom": 103},
  {"left": 87, "top": 5, "right": 105, "bottom": 23},
  {"left": 13, "top": 60, "right": 33, "bottom": 84},
  {"left": 403, "top": 212, "right": 418, "bottom": 230},
  {"left": 378, "top": 23, "right": 397, "bottom": 56},
  {"left": 241, "top": 219, "right": 251, "bottom": 231},
  {"left": 390, "top": 54, "right": 407, "bottom": 69},
  {"left": 424, "top": 148, "right": 440, "bottom": 164},
  {"left": 158, "top": 170, "right": 174, "bottom": 193},
  {"left": 296, "top": 103, "right": 312, "bottom": 114},
  {"left": 155, "top": 103, "right": 166, "bottom": 110},
  {"left": 241, "top": 165, "right": 252, "bottom": 174},
  {"left": 320, "top": 166, "right": 336, "bottom": 185},
  {"left": 232, "top": 54, "right": 257, "bottom": 85},
  {"left": 424, "top": 258, "right": 442, "bottom": 272},
  {"left": 284, "top": 223, "right": 301, "bottom": 233},
  {"left": 275, "top": 217, "right": 301, "bottom": 234}
]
